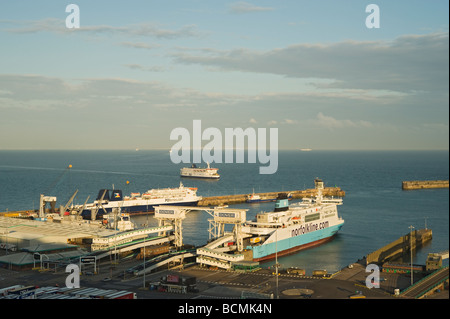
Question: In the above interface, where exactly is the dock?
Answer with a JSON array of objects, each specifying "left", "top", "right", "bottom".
[
  {"left": 402, "top": 180, "right": 449, "bottom": 190},
  {"left": 366, "top": 228, "right": 433, "bottom": 265},
  {"left": 197, "top": 187, "right": 345, "bottom": 206}
]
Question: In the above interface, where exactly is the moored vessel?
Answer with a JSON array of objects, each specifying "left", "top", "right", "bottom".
[
  {"left": 242, "top": 179, "right": 344, "bottom": 262},
  {"left": 78, "top": 182, "right": 201, "bottom": 219}
]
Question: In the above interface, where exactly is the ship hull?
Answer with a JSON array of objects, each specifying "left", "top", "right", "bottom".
[
  {"left": 246, "top": 198, "right": 276, "bottom": 203},
  {"left": 251, "top": 222, "right": 343, "bottom": 262},
  {"left": 180, "top": 174, "right": 220, "bottom": 179},
  {"left": 81, "top": 200, "right": 199, "bottom": 219}
]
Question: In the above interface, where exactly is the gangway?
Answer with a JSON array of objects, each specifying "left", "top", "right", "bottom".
[
  {"left": 91, "top": 225, "right": 173, "bottom": 251},
  {"left": 150, "top": 205, "right": 251, "bottom": 270},
  {"left": 197, "top": 248, "right": 244, "bottom": 263},
  {"left": 205, "top": 234, "right": 235, "bottom": 250},
  {"left": 195, "top": 207, "right": 249, "bottom": 269},
  {"left": 134, "top": 250, "right": 196, "bottom": 276},
  {"left": 400, "top": 266, "right": 449, "bottom": 299},
  {"left": 90, "top": 235, "right": 174, "bottom": 260}
]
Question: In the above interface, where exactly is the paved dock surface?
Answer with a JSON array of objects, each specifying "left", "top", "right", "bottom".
[
  {"left": 0, "top": 258, "right": 400, "bottom": 299},
  {"left": 1, "top": 257, "right": 448, "bottom": 299}
]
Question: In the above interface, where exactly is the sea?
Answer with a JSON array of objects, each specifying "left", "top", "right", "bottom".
[{"left": 0, "top": 150, "right": 448, "bottom": 274}]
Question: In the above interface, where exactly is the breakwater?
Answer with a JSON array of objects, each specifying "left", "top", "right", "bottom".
[
  {"left": 366, "top": 228, "right": 432, "bottom": 265},
  {"left": 197, "top": 187, "right": 345, "bottom": 206},
  {"left": 402, "top": 180, "right": 448, "bottom": 190}
]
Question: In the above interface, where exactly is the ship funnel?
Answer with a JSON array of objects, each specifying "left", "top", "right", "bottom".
[
  {"left": 314, "top": 178, "right": 324, "bottom": 190},
  {"left": 314, "top": 178, "right": 323, "bottom": 204},
  {"left": 274, "top": 193, "right": 289, "bottom": 212}
]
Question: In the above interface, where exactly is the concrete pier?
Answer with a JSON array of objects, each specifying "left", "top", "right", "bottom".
[
  {"left": 197, "top": 187, "right": 345, "bottom": 206},
  {"left": 402, "top": 180, "right": 448, "bottom": 190},
  {"left": 366, "top": 228, "right": 432, "bottom": 265}
]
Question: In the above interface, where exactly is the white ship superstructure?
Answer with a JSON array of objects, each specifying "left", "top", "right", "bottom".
[
  {"left": 242, "top": 179, "right": 344, "bottom": 261},
  {"left": 80, "top": 182, "right": 201, "bottom": 219},
  {"left": 195, "top": 179, "right": 344, "bottom": 268},
  {"left": 180, "top": 162, "right": 220, "bottom": 179}
]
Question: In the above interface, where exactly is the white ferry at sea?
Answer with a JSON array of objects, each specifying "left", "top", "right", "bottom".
[
  {"left": 242, "top": 179, "right": 344, "bottom": 261},
  {"left": 180, "top": 162, "right": 220, "bottom": 179},
  {"left": 79, "top": 182, "right": 202, "bottom": 219}
]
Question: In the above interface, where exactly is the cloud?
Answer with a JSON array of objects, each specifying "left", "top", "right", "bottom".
[
  {"left": 124, "top": 64, "right": 167, "bottom": 72},
  {"left": 283, "top": 119, "right": 298, "bottom": 125},
  {"left": 0, "top": 74, "right": 258, "bottom": 112},
  {"left": 172, "top": 32, "right": 449, "bottom": 93},
  {"left": 314, "top": 112, "right": 373, "bottom": 130},
  {"left": 1, "top": 18, "right": 201, "bottom": 39},
  {"left": 249, "top": 118, "right": 257, "bottom": 124},
  {"left": 120, "top": 42, "right": 161, "bottom": 49},
  {"left": 421, "top": 123, "right": 449, "bottom": 132},
  {"left": 229, "top": 2, "right": 274, "bottom": 14}
]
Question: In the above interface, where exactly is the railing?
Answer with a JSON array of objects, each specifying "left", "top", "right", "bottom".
[
  {"left": 92, "top": 225, "right": 173, "bottom": 245},
  {"left": 197, "top": 247, "right": 244, "bottom": 262},
  {"left": 400, "top": 266, "right": 449, "bottom": 298},
  {"left": 196, "top": 256, "right": 232, "bottom": 269}
]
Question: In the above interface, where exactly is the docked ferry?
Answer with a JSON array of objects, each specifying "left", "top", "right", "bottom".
[
  {"left": 79, "top": 182, "right": 201, "bottom": 219},
  {"left": 180, "top": 162, "right": 220, "bottom": 179},
  {"left": 242, "top": 179, "right": 344, "bottom": 262}
]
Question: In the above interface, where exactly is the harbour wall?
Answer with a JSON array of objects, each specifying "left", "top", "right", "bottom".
[
  {"left": 402, "top": 180, "right": 448, "bottom": 190},
  {"left": 366, "top": 228, "right": 432, "bottom": 265},
  {"left": 197, "top": 187, "right": 345, "bottom": 206},
  {"left": 0, "top": 187, "right": 345, "bottom": 216}
]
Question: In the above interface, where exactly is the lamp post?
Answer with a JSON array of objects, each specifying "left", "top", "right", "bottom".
[
  {"left": 409, "top": 225, "right": 414, "bottom": 286},
  {"left": 275, "top": 229, "right": 280, "bottom": 299},
  {"left": 143, "top": 235, "right": 146, "bottom": 289}
]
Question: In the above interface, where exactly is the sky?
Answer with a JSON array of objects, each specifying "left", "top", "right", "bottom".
[{"left": 0, "top": 0, "right": 448, "bottom": 151}]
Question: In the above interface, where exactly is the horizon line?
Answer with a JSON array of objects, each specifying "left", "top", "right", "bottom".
[{"left": 0, "top": 148, "right": 448, "bottom": 152}]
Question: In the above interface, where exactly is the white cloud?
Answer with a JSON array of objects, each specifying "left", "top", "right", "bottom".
[
  {"left": 229, "top": 2, "right": 274, "bottom": 14},
  {"left": 120, "top": 42, "right": 161, "bottom": 49},
  {"left": 314, "top": 112, "right": 373, "bottom": 130},
  {"left": 124, "top": 64, "right": 167, "bottom": 72},
  {"left": 249, "top": 118, "right": 257, "bottom": 124},
  {"left": 2, "top": 18, "right": 201, "bottom": 39},
  {"left": 173, "top": 32, "right": 449, "bottom": 93},
  {"left": 283, "top": 119, "right": 298, "bottom": 125}
]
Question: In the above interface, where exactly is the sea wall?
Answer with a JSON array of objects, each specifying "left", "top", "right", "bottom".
[
  {"left": 402, "top": 180, "right": 448, "bottom": 190},
  {"left": 197, "top": 187, "right": 345, "bottom": 207},
  {"left": 366, "top": 229, "right": 432, "bottom": 265}
]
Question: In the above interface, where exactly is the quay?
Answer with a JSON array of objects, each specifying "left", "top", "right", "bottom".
[
  {"left": 402, "top": 180, "right": 449, "bottom": 190},
  {"left": 0, "top": 187, "right": 345, "bottom": 218},
  {"left": 1, "top": 205, "right": 447, "bottom": 299},
  {"left": 0, "top": 190, "right": 447, "bottom": 299},
  {"left": 197, "top": 186, "right": 345, "bottom": 206},
  {"left": 366, "top": 228, "right": 433, "bottom": 265}
]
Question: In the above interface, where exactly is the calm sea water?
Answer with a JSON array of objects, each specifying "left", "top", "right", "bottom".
[{"left": 0, "top": 150, "right": 448, "bottom": 274}]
